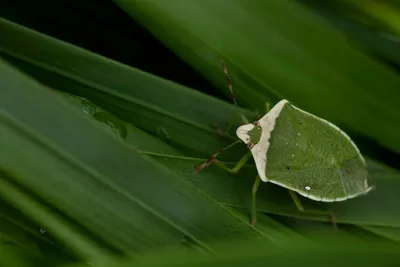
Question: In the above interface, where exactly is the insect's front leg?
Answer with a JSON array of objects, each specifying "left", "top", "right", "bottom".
[
  {"left": 288, "top": 190, "right": 337, "bottom": 228},
  {"left": 195, "top": 150, "right": 252, "bottom": 174},
  {"left": 251, "top": 175, "right": 262, "bottom": 226}
]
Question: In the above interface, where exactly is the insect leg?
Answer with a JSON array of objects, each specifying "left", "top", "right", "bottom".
[
  {"left": 210, "top": 151, "right": 252, "bottom": 174},
  {"left": 288, "top": 190, "right": 305, "bottom": 212},
  {"left": 194, "top": 140, "right": 249, "bottom": 173},
  {"left": 251, "top": 175, "right": 262, "bottom": 226},
  {"left": 288, "top": 190, "right": 337, "bottom": 228}
]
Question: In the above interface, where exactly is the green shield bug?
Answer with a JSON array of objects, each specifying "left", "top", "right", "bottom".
[{"left": 195, "top": 60, "right": 374, "bottom": 226}]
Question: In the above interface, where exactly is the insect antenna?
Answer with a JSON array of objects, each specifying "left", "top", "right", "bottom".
[
  {"left": 195, "top": 60, "right": 249, "bottom": 174},
  {"left": 220, "top": 59, "right": 247, "bottom": 124},
  {"left": 194, "top": 139, "right": 242, "bottom": 174}
]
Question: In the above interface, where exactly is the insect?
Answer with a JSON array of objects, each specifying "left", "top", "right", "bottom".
[{"left": 195, "top": 59, "right": 374, "bottom": 226}]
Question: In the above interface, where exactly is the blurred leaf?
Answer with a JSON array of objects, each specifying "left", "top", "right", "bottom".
[
  {"left": 0, "top": 218, "right": 43, "bottom": 259},
  {"left": 298, "top": 0, "right": 400, "bottom": 69},
  {"left": 66, "top": 236, "right": 400, "bottom": 267},
  {"left": 116, "top": 0, "right": 400, "bottom": 155},
  {"left": 0, "top": 199, "right": 78, "bottom": 266},
  {"left": 0, "top": 174, "right": 109, "bottom": 263},
  {"left": 0, "top": 239, "right": 35, "bottom": 267},
  {"left": 361, "top": 225, "right": 400, "bottom": 242},
  {"left": 347, "top": 0, "right": 400, "bottom": 36}
]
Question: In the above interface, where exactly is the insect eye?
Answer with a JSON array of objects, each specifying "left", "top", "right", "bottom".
[
  {"left": 247, "top": 142, "right": 255, "bottom": 149},
  {"left": 252, "top": 121, "right": 260, "bottom": 126}
]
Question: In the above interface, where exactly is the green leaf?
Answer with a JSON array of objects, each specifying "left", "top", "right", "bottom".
[
  {"left": 1, "top": 18, "right": 398, "bottom": 228},
  {"left": 0, "top": 217, "right": 43, "bottom": 259},
  {"left": 298, "top": 0, "right": 400, "bottom": 68},
  {"left": 361, "top": 225, "right": 400, "bottom": 242},
  {"left": 116, "top": 0, "right": 400, "bottom": 155},
  {"left": 68, "top": 236, "right": 400, "bottom": 267},
  {"left": 0, "top": 17, "right": 254, "bottom": 161},
  {"left": 1, "top": 58, "right": 294, "bottom": 257},
  {"left": 0, "top": 239, "right": 35, "bottom": 267}
]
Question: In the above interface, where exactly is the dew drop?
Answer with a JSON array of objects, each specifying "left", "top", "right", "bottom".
[
  {"left": 305, "top": 186, "right": 311, "bottom": 191},
  {"left": 80, "top": 99, "right": 97, "bottom": 116},
  {"left": 158, "top": 127, "right": 170, "bottom": 139}
]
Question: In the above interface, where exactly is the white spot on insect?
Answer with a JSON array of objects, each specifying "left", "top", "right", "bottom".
[
  {"left": 269, "top": 179, "right": 374, "bottom": 203},
  {"left": 305, "top": 186, "right": 311, "bottom": 191}
]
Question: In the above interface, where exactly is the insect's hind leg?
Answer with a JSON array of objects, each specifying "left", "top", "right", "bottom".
[{"left": 288, "top": 190, "right": 337, "bottom": 228}]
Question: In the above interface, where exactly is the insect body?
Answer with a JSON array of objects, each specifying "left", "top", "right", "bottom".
[
  {"left": 195, "top": 60, "right": 374, "bottom": 226},
  {"left": 237, "top": 99, "right": 373, "bottom": 202}
]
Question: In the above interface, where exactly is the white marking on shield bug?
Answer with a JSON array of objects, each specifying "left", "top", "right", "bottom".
[
  {"left": 236, "top": 124, "right": 255, "bottom": 143},
  {"left": 236, "top": 100, "right": 288, "bottom": 182},
  {"left": 305, "top": 186, "right": 311, "bottom": 191}
]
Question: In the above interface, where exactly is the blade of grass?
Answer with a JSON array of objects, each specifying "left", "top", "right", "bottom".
[
  {"left": 72, "top": 236, "right": 400, "bottom": 267},
  {"left": 0, "top": 177, "right": 109, "bottom": 264},
  {"left": 0, "top": 198, "right": 78, "bottom": 264}
]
